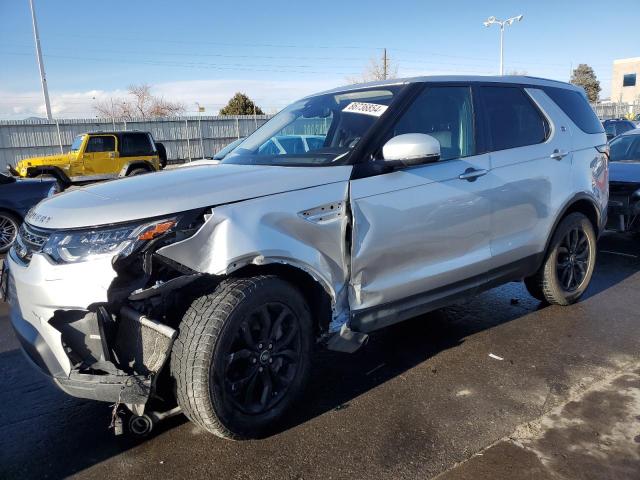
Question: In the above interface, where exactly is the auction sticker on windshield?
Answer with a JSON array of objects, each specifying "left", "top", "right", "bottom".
[{"left": 342, "top": 102, "right": 388, "bottom": 117}]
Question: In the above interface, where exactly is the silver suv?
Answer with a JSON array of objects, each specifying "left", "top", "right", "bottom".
[{"left": 3, "top": 76, "right": 608, "bottom": 439}]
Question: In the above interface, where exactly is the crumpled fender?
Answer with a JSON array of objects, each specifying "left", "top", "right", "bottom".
[{"left": 156, "top": 179, "right": 352, "bottom": 330}]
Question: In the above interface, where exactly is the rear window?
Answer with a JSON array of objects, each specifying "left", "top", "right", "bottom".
[
  {"left": 121, "top": 133, "right": 154, "bottom": 156},
  {"left": 617, "top": 121, "right": 635, "bottom": 135},
  {"left": 543, "top": 87, "right": 604, "bottom": 134},
  {"left": 481, "top": 86, "right": 549, "bottom": 152}
]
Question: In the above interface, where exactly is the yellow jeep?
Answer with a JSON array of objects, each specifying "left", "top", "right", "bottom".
[{"left": 10, "top": 131, "right": 167, "bottom": 186}]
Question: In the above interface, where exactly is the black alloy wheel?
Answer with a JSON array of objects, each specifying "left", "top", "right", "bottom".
[
  {"left": 0, "top": 213, "right": 19, "bottom": 253},
  {"left": 556, "top": 227, "right": 590, "bottom": 292},
  {"left": 222, "top": 302, "right": 301, "bottom": 415}
]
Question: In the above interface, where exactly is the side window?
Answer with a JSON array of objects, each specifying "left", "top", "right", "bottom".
[
  {"left": 481, "top": 87, "right": 548, "bottom": 151},
  {"left": 543, "top": 87, "right": 604, "bottom": 134},
  {"left": 121, "top": 133, "right": 153, "bottom": 156},
  {"left": 618, "top": 122, "right": 634, "bottom": 135},
  {"left": 386, "top": 86, "right": 475, "bottom": 161},
  {"left": 85, "top": 136, "right": 115, "bottom": 153}
]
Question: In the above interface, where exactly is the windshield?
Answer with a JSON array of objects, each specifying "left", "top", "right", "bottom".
[
  {"left": 70, "top": 135, "right": 85, "bottom": 152},
  {"left": 214, "top": 137, "right": 245, "bottom": 160},
  {"left": 610, "top": 134, "right": 640, "bottom": 161},
  {"left": 222, "top": 85, "right": 403, "bottom": 166}
]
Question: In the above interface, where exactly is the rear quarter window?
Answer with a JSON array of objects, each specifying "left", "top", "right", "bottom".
[
  {"left": 120, "top": 133, "right": 154, "bottom": 157},
  {"left": 543, "top": 87, "right": 604, "bottom": 134}
]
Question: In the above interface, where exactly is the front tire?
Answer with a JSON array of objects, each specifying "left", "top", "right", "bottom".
[
  {"left": 524, "top": 212, "right": 597, "bottom": 305},
  {"left": 127, "top": 168, "right": 148, "bottom": 176},
  {"left": 171, "top": 276, "right": 312, "bottom": 439},
  {"left": 0, "top": 212, "right": 20, "bottom": 253}
]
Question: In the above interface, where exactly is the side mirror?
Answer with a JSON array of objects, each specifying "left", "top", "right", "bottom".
[
  {"left": 382, "top": 133, "right": 441, "bottom": 166},
  {"left": 606, "top": 133, "right": 614, "bottom": 141}
]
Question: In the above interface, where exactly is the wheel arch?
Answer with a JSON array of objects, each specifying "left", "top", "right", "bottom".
[
  {"left": 119, "top": 161, "right": 156, "bottom": 177},
  {"left": 0, "top": 207, "right": 23, "bottom": 222},
  {"left": 25, "top": 166, "right": 71, "bottom": 188},
  {"left": 544, "top": 193, "right": 601, "bottom": 258},
  {"left": 227, "top": 261, "right": 334, "bottom": 336}
]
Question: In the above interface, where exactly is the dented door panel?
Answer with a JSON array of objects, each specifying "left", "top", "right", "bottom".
[{"left": 349, "top": 154, "right": 493, "bottom": 312}]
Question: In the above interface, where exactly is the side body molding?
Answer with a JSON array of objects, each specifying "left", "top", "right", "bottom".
[{"left": 156, "top": 179, "right": 352, "bottom": 330}]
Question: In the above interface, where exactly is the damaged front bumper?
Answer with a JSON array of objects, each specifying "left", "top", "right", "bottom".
[
  {"left": 607, "top": 183, "right": 640, "bottom": 232},
  {"left": 4, "top": 252, "right": 177, "bottom": 410}
]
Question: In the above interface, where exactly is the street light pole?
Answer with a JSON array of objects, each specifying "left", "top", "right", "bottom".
[
  {"left": 28, "top": 0, "right": 52, "bottom": 120},
  {"left": 499, "top": 23, "right": 504, "bottom": 76},
  {"left": 483, "top": 15, "right": 523, "bottom": 75}
]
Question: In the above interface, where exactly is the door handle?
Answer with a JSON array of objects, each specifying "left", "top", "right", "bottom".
[
  {"left": 550, "top": 149, "right": 568, "bottom": 160},
  {"left": 458, "top": 168, "right": 488, "bottom": 181}
]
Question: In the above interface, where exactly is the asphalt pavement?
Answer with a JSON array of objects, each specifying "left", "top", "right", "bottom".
[{"left": 1, "top": 232, "right": 639, "bottom": 479}]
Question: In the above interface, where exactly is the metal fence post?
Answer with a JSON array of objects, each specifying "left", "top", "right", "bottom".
[
  {"left": 236, "top": 117, "right": 240, "bottom": 139},
  {"left": 184, "top": 118, "right": 192, "bottom": 162},
  {"left": 54, "top": 119, "right": 63, "bottom": 154}
]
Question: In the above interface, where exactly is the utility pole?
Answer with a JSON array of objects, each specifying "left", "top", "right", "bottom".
[
  {"left": 28, "top": 0, "right": 52, "bottom": 120},
  {"left": 383, "top": 48, "right": 388, "bottom": 80}
]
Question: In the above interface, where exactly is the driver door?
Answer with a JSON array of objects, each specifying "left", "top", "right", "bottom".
[
  {"left": 82, "top": 135, "right": 118, "bottom": 177},
  {"left": 348, "top": 85, "right": 493, "bottom": 329}
]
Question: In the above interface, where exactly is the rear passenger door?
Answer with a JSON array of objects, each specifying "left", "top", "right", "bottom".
[
  {"left": 479, "top": 86, "right": 572, "bottom": 270},
  {"left": 349, "top": 85, "right": 493, "bottom": 321}
]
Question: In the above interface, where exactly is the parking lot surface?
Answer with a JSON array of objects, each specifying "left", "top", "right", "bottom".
[{"left": 1, "top": 232, "right": 639, "bottom": 479}]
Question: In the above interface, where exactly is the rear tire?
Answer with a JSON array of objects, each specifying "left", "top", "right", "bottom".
[
  {"left": 171, "top": 276, "right": 312, "bottom": 439},
  {"left": 0, "top": 212, "right": 20, "bottom": 253},
  {"left": 524, "top": 213, "right": 597, "bottom": 305},
  {"left": 155, "top": 142, "right": 167, "bottom": 169},
  {"left": 127, "top": 168, "right": 148, "bottom": 176}
]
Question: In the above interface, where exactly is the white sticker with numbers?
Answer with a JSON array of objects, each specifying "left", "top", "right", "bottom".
[{"left": 342, "top": 102, "right": 388, "bottom": 117}]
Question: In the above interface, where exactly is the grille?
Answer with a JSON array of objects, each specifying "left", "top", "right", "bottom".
[{"left": 13, "top": 223, "right": 50, "bottom": 263}]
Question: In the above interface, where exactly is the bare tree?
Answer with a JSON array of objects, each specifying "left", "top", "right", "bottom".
[
  {"left": 348, "top": 49, "right": 398, "bottom": 84},
  {"left": 94, "top": 84, "right": 185, "bottom": 120}
]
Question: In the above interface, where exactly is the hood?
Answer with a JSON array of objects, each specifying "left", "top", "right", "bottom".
[
  {"left": 15, "top": 153, "right": 73, "bottom": 169},
  {"left": 28, "top": 163, "right": 353, "bottom": 229},
  {"left": 609, "top": 161, "right": 640, "bottom": 184}
]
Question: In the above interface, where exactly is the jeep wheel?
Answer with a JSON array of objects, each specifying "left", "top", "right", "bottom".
[
  {"left": 0, "top": 212, "right": 20, "bottom": 253},
  {"left": 171, "top": 276, "right": 312, "bottom": 439},
  {"left": 127, "top": 168, "right": 148, "bottom": 176},
  {"left": 524, "top": 212, "right": 596, "bottom": 305}
]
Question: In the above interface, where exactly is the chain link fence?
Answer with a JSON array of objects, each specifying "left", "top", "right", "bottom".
[{"left": 591, "top": 101, "right": 640, "bottom": 120}]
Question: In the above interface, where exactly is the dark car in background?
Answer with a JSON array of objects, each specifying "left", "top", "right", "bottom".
[
  {"left": 603, "top": 119, "right": 636, "bottom": 141},
  {"left": 0, "top": 173, "right": 58, "bottom": 252},
  {"left": 606, "top": 128, "right": 640, "bottom": 233}
]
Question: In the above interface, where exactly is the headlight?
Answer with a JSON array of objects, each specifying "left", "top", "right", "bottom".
[{"left": 42, "top": 218, "right": 177, "bottom": 264}]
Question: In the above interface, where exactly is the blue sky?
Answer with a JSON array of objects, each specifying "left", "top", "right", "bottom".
[{"left": 0, "top": 0, "right": 637, "bottom": 119}]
